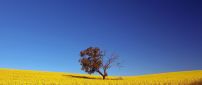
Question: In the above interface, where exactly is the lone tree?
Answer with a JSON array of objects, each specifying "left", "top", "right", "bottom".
[{"left": 79, "top": 47, "right": 118, "bottom": 79}]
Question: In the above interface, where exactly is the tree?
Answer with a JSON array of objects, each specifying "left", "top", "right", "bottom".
[{"left": 79, "top": 47, "right": 118, "bottom": 79}]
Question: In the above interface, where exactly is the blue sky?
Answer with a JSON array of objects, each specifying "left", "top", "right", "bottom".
[{"left": 0, "top": 0, "right": 202, "bottom": 76}]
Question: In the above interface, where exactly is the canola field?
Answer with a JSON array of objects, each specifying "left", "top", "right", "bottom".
[{"left": 0, "top": 68, "right": 201, "bottom": 85}]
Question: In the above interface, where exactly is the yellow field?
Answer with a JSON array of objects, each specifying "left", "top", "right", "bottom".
[{"left": 0, "top": 68, "right": 201, "bottom": 85}]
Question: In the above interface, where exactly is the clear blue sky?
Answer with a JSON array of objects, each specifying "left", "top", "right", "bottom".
[{"left": 0, "top": 0, "right": 202, "bottom": 76}]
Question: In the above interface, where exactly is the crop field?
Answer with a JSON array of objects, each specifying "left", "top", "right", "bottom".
[{"left": 0, "top": 68, "right": 201, "bottom": 85}]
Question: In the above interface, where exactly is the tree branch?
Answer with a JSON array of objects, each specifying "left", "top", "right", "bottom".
[{"left": 97, "top": 70, "right": 104, "bottom": 76}]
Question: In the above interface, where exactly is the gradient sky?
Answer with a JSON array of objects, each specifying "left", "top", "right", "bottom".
[{"left": 0, "top": 0, "right": 202, "bottom": 76}]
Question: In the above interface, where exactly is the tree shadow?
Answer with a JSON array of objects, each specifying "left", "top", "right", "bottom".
[
  {"left": 63, "top": 74, "right": 101, "bottom": 80},
  {"left": 189, "top": 79, "right": 202, "bottom": 85},
  {"left": 63, "top": 74, "right": 123, "bottom": 80}
]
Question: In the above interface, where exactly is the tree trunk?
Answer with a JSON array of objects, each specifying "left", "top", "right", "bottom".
[
  {"left": 97, "top": 70, "right": 104, "bottom": 79},
  {"left": 103, "top": 69, "right": 107, "bottom": 80},
  {"left": 103, "top": 75, "right": 106, "bottom": 79},
  {"left": 97, "top": 70, "right": 107, "bottom": 80}
]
